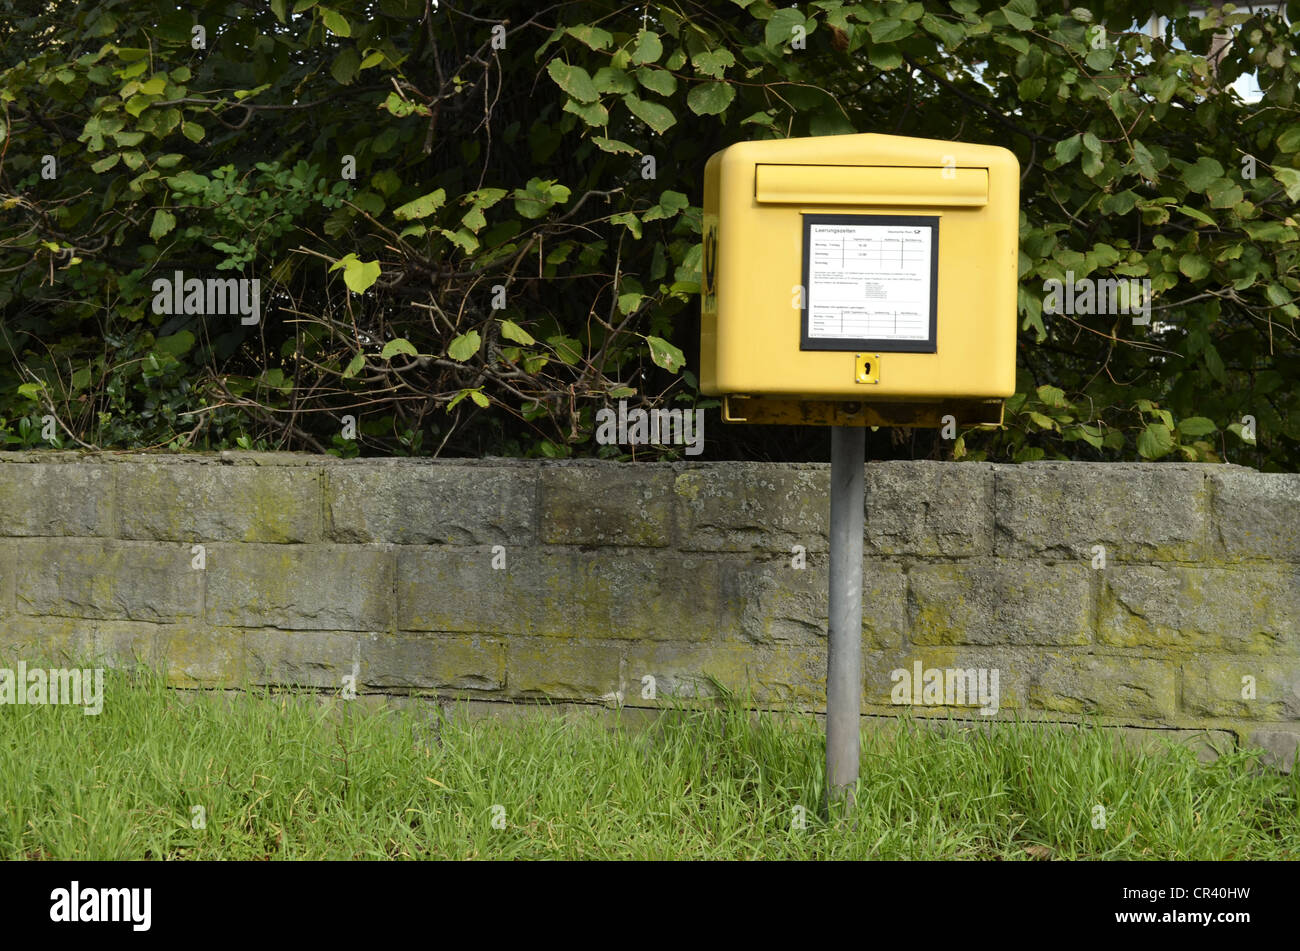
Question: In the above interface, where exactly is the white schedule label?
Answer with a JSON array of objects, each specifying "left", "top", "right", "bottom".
[{"left": 805, "top": 222, "right": 934, "bottom": 343}]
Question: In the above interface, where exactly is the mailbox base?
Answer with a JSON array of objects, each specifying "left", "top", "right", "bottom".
[{"left": 722, "top": 395, "right": 1005, "bottom": 428}]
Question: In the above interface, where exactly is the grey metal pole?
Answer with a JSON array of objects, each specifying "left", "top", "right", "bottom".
[{"left": 826, "top": 424, "right": 865, "bottom": 812}]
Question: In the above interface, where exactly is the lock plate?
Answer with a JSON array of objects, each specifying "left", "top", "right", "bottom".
[{"left": 854, "top": 353, "right": 880, "bottom": 384}]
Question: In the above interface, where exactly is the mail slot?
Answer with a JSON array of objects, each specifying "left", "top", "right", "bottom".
[
  {"left": 755, "top": 164, "right": 989, "bottom": 207},
  {"left": 700, "top": 133, "right": 1019, "bottom": 427}
]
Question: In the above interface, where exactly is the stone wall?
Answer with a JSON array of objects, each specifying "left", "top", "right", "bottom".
[{"left": 0, "top": 452, "right": 1297, "bottom": 767}]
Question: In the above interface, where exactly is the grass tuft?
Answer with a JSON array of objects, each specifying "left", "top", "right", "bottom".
[{"left": 1, "top": 666, "right": 1296, "bottom": 859}]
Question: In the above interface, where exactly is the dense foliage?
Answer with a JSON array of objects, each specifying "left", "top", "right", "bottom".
[{"left": 1, "top": 0, "right": 1297, "bottom": 468}]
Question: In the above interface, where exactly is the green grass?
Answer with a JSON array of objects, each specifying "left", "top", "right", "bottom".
[{"left": 2, "top": 666, "right": 1296, "bottom": 859}]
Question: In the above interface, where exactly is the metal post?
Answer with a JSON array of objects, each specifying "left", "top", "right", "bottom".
[{"left": 826, "top": 424, "right": 865, "bottom": 812}]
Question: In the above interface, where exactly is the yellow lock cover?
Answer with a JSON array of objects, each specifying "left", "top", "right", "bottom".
[{"left": 700, "top": 133, "right": 1019, "bottom": 403}]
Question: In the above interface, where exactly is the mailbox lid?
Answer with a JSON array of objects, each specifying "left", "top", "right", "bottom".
[{"left": 755, "top": 164, "right": 988, "bottom": 207}]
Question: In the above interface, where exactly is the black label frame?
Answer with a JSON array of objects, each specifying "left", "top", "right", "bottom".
[{"left": 799, "top": 213, "right": 940, "bottom": 353}]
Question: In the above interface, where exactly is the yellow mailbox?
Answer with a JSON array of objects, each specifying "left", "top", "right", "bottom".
[{"left": 700, "top": 133, "right": 1019, "bottom": 427}]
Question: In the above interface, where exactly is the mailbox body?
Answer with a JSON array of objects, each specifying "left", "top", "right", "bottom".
[{"left": 700, "top": 133, "right": 1019, "bottom": 423}]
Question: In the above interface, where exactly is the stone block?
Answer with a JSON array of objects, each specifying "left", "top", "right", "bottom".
[
  {"left": 866, "top": 461, "right": 993, "bottom": 556},
  {"left": 207, "top": 544, "right": 392, "bottom": 631},
  {"left": 16, "top": 539, "right": 201, "bottom": 622},
  {"left": 994, "top": 462, "right": 1210, "bottom": 562},
  {"left": 540, "top": 465, "right": 674, "bottom": 547},
  {"left": 1099, "top": 566, "right": 1300, "bottom": 653},
  {"left": 119, "top": 462, "right": 319, "bottom": 543},
  {"left": 908, "top": 561, "right": 1093, "bottom": 646},
  {"left": 361, "top": 633, "right": 505, "bottom": 691},
  {"left": 327, "top": 464, "right": 535, "bottom": 545}
]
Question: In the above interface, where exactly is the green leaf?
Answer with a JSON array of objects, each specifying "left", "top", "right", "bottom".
[
  {"left": 610, "top": 212, "right": 642, "bottom": 238},
  {"left": 16, "top": 382, "right": 44, "bottom": 401},
  {"left": 166, "top": 170, "right": 208, "bottom": 192},
  {"left": 1227, "top": 423, "right": 1256, "bottom": 444},
  {"left": 1001, "top": 0, "right": 1035, "bottom": 29},
  {"left": 563, "top": 98, "right": 608, "bottom": 126},
  {"left": 1274, "top": 167, "right": 1300, "bottom": 202},
  {"left": 546, "top": 60, "right": 599, "bottom": 103},
  {"left": 647, "top": 335, "right": 685, "bottom": 373},
  {"left": 1136, "top": 423, "right": 1175, "bottom": 459},
  {"left": 154, "top": 330, "right": 194, "bottom": 356},
  {"left": 331, "top": 48, "right": 360, "bottom": 84},
  {"left": 328, "top": 253, "right": 382, "bottom": 293},
  {"left": 1055, "top": 134, "right": 1083, "bottom": 164},
  {"left": 181, "top": 122, "right": 204, "bottom": 143},
  {"left": 921, "top": 12, "right": 966, "bottom": 49},
  {"left": 1243, "top": 220, "right": 1295, "bottom": 242},
  {"left": 635, "top": 67, "right": 677, "bottom": 97},
  {"left": 320, "top": 7, "right": 351, "bottom": 36},
  {"left": 1177, "top": 416, "right": 1217, "bottom": 436},
  {"left": 630, "top": 30, "right": 663, "bottom": 65},
  {"left": 592, "top": 67, "right": 636, "bottom": 94},
  {"left": 469, "top": 390, "right": 490, "bottom": 408},
  {"left": 448, "top": 331, "right": 480, "bottom": 361},
  {"left": 1276, "top": 126, "right": 1300, "bottom": 153},
  {"left": 1206, "top": 178, "right": 1243, "bottom": 208},
  {"left": 592, "top": 136, "right": 638, "bottom": 154},
  {"left": 623, "top": 94, "right": 676, "bottom": 133},
  {"left": 498, "top": 319, "right": 535, "bottom": 345},
  {"left": 1178, "top": 254, "right": 1211, "bottom": 280},
  {"left": 440, "top": 228, "right": 479, "bottom": 254},
  {"left": 149, "top": 208, "right": 176, "bottom": 240},
  {"left": 342, "top": 353, "right": 365, "bottom": 379},
  {"left": 644, "top": 188, "right": 689, "bottom": 221},
  {"left": 1181, "top": 156, "right": 1223, "bottom": 193},
  {"left": 447, "top": 388, "right": 476, "bottom": 410},
  {"left": 513, "top": 178, "right": 570, "bottom": 218},
  {"left": 659, "top": 190, "right": 689, "bottom": 214},
  {"left": 1070, "top": 425, "right": 1104, "bottom": 449},
  {"left": 90, "top": 154, "right": 121, "bottom": 173},
  {"left": 1175, "top": 205, "right": 1216, "bottom": 227},
  {"left": 548, "top": 335, "right": 582, "bottom": 365},
  {"left": 467, "top": 187, "right": 508, "bottom": 209},
  {"left": 1036, "top": 384, "right": 1068, "bottom": 408},
  {"left": 380, "top": 338, "right": 418, "bottom": 359},
  {"left": 765, "top": 8, "right": 808, "bottom": 47},
  {"left": 565, "top": 25, "right": 613, "bottom": 50},
  {"left": 1266, "top": 282, "right": 1293, "bottom": 307},
  {"left": 393, "top": 189, "right": 446, "bottom": 220},
  {"left": 1204, "top": 345, "right": 1226, "bottom": 383},
  {"left": 686, "top": 81, "right": 735, "bottom": 116},
  {"left": 869, "top": 18, "right": 914, "bottom": 43},
  {"left": 692, "top": 49, "right": 735, "bottom": 78}
]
